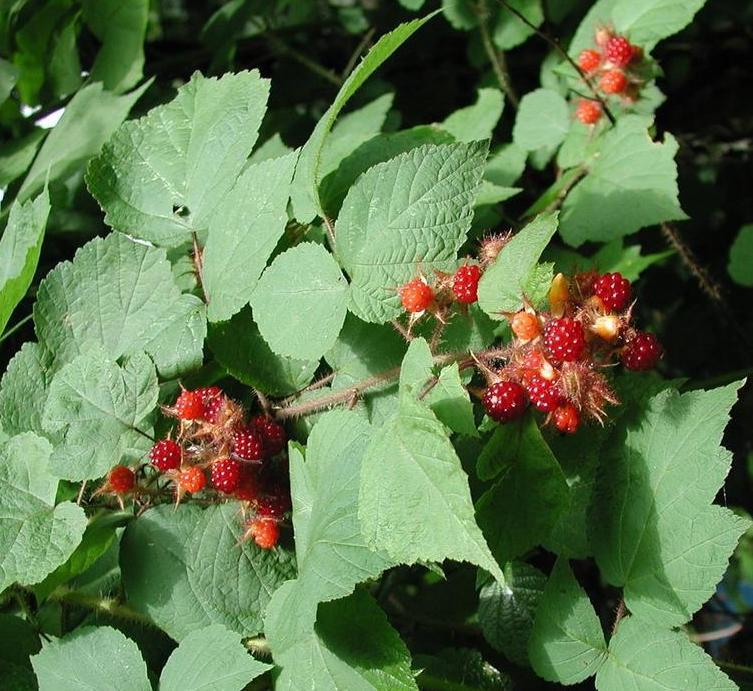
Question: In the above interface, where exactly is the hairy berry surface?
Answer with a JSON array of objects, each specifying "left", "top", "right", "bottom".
[{"left": 525, "top": 374, "right": 564, "bottom": 413}]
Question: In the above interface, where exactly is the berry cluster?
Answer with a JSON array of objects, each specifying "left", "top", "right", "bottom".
[
  {"left": 481, "top": 271, "right": 662, "bottom": 434},
  {"left": 575, "top": 29, "right": 646, "bottom": 125},
  {"left": 102, "top": 386, "right": 290, "bottom": 549}
]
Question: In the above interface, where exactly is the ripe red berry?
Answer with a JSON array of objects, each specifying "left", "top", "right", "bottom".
[
  {"left": 198, "top": 385, "right": 222, "bottom": 401},
  {"left": 599, "top": 69, "right": 627, "bottom": 94},
  {"left": 174, "top": 390, "right": 204, "bottom": 420},
  {"left": 576, "top": 99, "right": 602, "bottom": 125},
  {"left": 179, "top": 466, "right": 206, "bottom": 494},
  {"left": 452, "top": 264, "right": 482, "bottom": 304},
  {"left": 257, "top": 494, "right": 290, "bottom": 519},
  {"left": 211, "top": 458, "right": 242, "bottom": 494},
  {"left": 593, "top": 272, "right": 632, "bottom": 312},
  {"left": 232, "top": 428, "right": 264, "bottom": 461},
  {"left": 248, "top": 518, "right": 280, "bottom": 550},
  {"left": 482, "top": 381, "right": 527, "bottom": 423},
  {"left": 553, "top": 403, "right": 580, "bottom": 434},
  {"left": 399, "top": 278, "right": 434, "bottom": 313},
  {"left": 511, "top": 311, "right": 541, "bottom": 341},
  {"left": 201, "top": 389, "right": 227, "bottom": 424},
  {"left": 525, "top": 373, "right": 564, "bottom": 413},
  {"left": 605, "top": 35, "right": 634, "bottom": 67},
  {"left": 250, "top": 415, "right": 287, "bottom": 457},
  {"left": 543, "top": 317, "right": 586, "bottom": 364},
  {"left": 622, "top": 332, "right": 663, "bottom": 371},
  {"left": 234, "top": 466, "right": 260, "bottom": 501},
  {"left": 578, "top": 48, "right": 601, "bottom": 73},
  {"left": 149, "top": 439, "right": 181, "bottom": 472},
  {"left": 108, "top": 465, "right": 135, "bottom": 494}
]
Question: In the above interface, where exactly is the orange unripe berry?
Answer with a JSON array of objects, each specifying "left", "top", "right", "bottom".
[
  {"left": 399, "top": 278, "right": 434, "bottom": 313},
  {"left": 599, "top": 69, "right": 627, "bottom": 94},
  {"left": 578, "top": 49, "right": 601, "bottom": 73},
  {"left": 553, "top": 403, "right": 580, "bottom": 434},
  {"left": 179, "top": 466, "right": 206, "bottom": 494},
  {"left": 576, "top": 99, "right": 602, "bottom": 125},
  {"left": 511, "top": 311, "right": 541, "bottom": 341},
  {"left": 548, "top": 273, "right": 570, "bottom": 316},
  {"left": 591, "top": 315, "right": 622, "bottom": 343}
]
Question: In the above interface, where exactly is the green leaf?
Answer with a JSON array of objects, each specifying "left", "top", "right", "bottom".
[
  {"left": 415, "top": 648, "right": 512, "bottom": 690},
  {"left": 120, "top": 503, "right": 295, "bottom": 641},
  {"left": 267, "top": 588, "right": 418, "bottom": 690},
  {"left": 442, "top": 0, "right": 478, "bottom": 30},
  {"left": 208, "top": 307, "right": 318, "bottom": 396},
  {"left": 559, "top": 116, "right": 686, "bottom": 247},
  {"left": 31, "top": 626, "right": 150, "bottom": 691},
  {"left": 441, "top": 88, "right": 504, "bottom": 142},
  {"left": 0, "top": 342, "right": 56, "bottom": 439},
  {"left": 569, "top": 0, "right": 620, "bottom": 57},
  {"left": 336, "top": 141, "right": 488, "bottom": 323},
  {"left": 359, "top": 391, "right": 503, "bottom": 581},
  {"left": 528, "top": 558, "right": 607, "bottom": 685},
  {"left": 399, "top": 0, "right": 427, "bottom": 8},
  {"left": 291, "top": 13, "right": 438, "bottom": 222},
  {"left": 590, "top": 382, "right": 750, "bottom": 628},
  {"left": 493, "top": 0, "right": 543, "bottom": 50},
  {"left": 612, "top": 0, "right": 709, "bottom": 51},
  {"left": 477, "top": 211, "right": 558, "bottom": 318},
  {"left": 34, "top": 233, "right": 206, "bottom": 377},
  {"left": 18, "top": 81, "right": 150, "bottom": 203},
  {"left": 203, "top": 150, "right": 298, "bottom": 322},
  {"left": 728, "top": 223, "right": 753, "bottom": 287},
  {"left": 319, "top": 125, "right": 455, "bottom": 218},
  {"left": 513, "top": 89, "right": 570, "bottom": 152},
  {"left": 595, "top": 617, "right": 736, "bottom": 690},
  {"left": 42, "top": 350, "right": 157, "bottom": 481},
  {"left": 82, "top": 0, "right": 148, "bottom": 92},
  {"left": 0, "top": 433, "right": 86, "bottom": 592},
  {"left": 160, "top": 624, "right": 270, "bottom": 691},
  {"left": 265, "top": 411, "right": 391, "bottom": 650},
  {"left": 0, "top": 129, "right": 46, "bottom": 188},
  {"left": 0, "top": 613, "right": 40, "bottom": 689},
  {"left": 87, "top": 71, "right": 269, "bottom": 247},
  {"left": 0, "top": 58, "right": 17, "bottom": 106},
  {"left": 479, "top": 561, "right": 546, "bottom": 667},
  {"left": 0, "top": 189, "right": 50, "bottom": 336},
  {"left": 251, "top": 242, "right": 348, "bottom": 360},
  {"left": 485, "top": 143, "right": 527, "bottom": 187},
  {"left": 476, "top": 417, "right": 569, "bottom": 564},
  {"left": 399, "top": 338, "right": 476, "bottom": 436},
  {"left": 592, "top": 239, "right": 673, "bottom": 281}
]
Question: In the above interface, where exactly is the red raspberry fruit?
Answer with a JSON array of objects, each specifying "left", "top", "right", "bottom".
[
  {"left": 525, "top": 373, "right": 564, "bottom": 413},
  {"left": 174, "top": 390, "right": 204, "bottom": 420},
  {"left": 399, "top": 278, "right": 433, "bottom": 313},
  {"left": 149, "top": 439, "right": 181, "bottom": 472},
  {"left": 622, "top": 332, "right": 663, "bottom": 371},
  {"left": 179, "top": 466, "right": 206, "bottom": 494},
  {"left": 232, "top": 428, "right": 265, "bottom": 461},
  {"left": 482, "top": 381, "right": 527, "bottom": 423},
  {"left": 234, "top": 466, "right": 260, "bottom": 501},
  {"left": 599, "top": 69, "right": 627, "bottom": 94},
  {"left": 576, "top": 99, "right": 602, "bottom": 125},
  {"left": 198, "top": 385, "right": 222, "bottom": 402},
  {"left": 543, "top": 317, "right": 586, "bottom": 364},
  {"left": 605, "top": 35, "right": 634, "bottom": 67},
  {"left": 211, "top": 458, "right": 242, "bottom": 494},
  {"left": 553, "top": 403, "right": 580, "bottom": 434},
  {"left": 593, "top": 272, "right": 632, "bottom": 312},
  {"left": 248, "top": 518, "right": 280, "bottom": 550},
  {"left": 108, "top": 465, "right": 135, "bottom": 494},
  {"left": 452, "top": 264, "right": 482, "bottom": 304},
  {"left": 511, "top": 311, "right": 541, "bottom": 341},
  {"left": 257, "top": 494, "right": 290, "bottom": 519},
  {"left": 250, "top": 415, "right": 287, "bottom": 457},
  {"left": 578, "top": 48, "right": 602, "bottom": 73}
]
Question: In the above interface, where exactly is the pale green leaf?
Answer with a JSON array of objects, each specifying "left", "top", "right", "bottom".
[
  {"left": 19, "top": 81, "right": 150, "bottom": 203},
  {"left": 560, "top": 116, "right": 686, "bottom": 247},
  {"left": 31, "top": 626, "right": 150, "bottom": 691},
  {"left": 441, "top": 88, "right": 504, "bottom": 143},
  {"left": 267, "top": 588, "right": 417, "bottom": 691},
  {"left": 590, "top": 382, "right": 750, "bottom": 628},
  {"left": 477, "top": 211, "right": 558, "bottom": 318},
  {"left": 87, "top": 71, "right": 269, "bottom": 247},
  {"left": 248, "top": 134, "right": 292, "bottom": 165},
  {"left": 485, "top": 143, "right": 527, "bottom": 187},
  {"left": 442, "top": 0, "right": 477, "bottom": 30},
  {"left": 728, "top": 223, "right": 753, "bottom": 287},
  {"left": 251, "top": 242, "right": 348, "bottom": 360},
  {"left": 475, "top": 181, "right": 520, "bottom": 207},
  {"left": 160, "top": 624, "right": 270, "bottom": 691},
  {"left": 82, "top": 0, "right": 148, "bottom": 92},
  {"left": 120, "top": 503, "right": 295, "bottom": 641},
  {"left": 612, "top": 0, "right": 708, "bottom": 51},
  {"left": 291, "top": 14, "right": 438, "bottom": 222},
  {"left": 0, "top": 189, "right": 49, "bottom": 335},
  {"left": 479, "top": 561, "right": 546, "bottom": 666},
  {"left": 204, "top": 150, "right": 298, "bottom": 322},
  {"left": 34, "top": 233, "right": 206, "bottom": 377},
  {"left": 493, "top": 0, "right": 543, "bottom": 50},
  {"left": 336, "top": 141, "right": 488, "bottom": 323},
  {"left": 513, "top": 89, "right": 570, "bottom": 152},
  {"left": 528, "top": 558, "right": 607, "bottom": 685},
  {"left": 0, "top": 433, "right": 86, "bottom": 592},
  {"left": 42, "top": 350, "right": 157, "bottom": 481},
  {"left": 359, "top": 391, "right": 503, "bottom": 581}
]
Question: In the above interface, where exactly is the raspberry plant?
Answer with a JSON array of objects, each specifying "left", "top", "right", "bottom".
[{"left": 0, "top": 1, "right": 751, "bottom": 690}]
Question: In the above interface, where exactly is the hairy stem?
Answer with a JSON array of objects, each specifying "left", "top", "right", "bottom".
[
  {"left": 477, "top": 1, "right": 519, "bottom": 107},
  {"left": 0, "top": 313, "right": 34, "bottom": 345}
]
